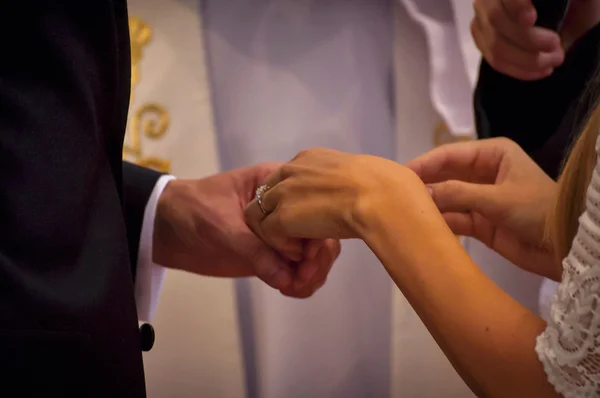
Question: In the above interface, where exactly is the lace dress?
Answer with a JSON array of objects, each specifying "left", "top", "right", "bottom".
[{"left": 536, "top": 133, "right": 600, "bottom": 397}]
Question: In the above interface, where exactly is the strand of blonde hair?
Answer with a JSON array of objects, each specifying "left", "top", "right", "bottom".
[{"left": 546, "top": 103, "right": 600, "bottom": 266}]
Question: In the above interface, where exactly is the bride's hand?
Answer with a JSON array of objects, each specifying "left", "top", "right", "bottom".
[
  {"left": 407, "top": 137, "right": 560, "bottom": 280},
  {"left": 244, "top": 147, "right": 424, "bottom": 244}
]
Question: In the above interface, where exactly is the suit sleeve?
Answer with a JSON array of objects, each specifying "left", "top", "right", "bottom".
[
  {"left": 473, "top": 23, "right": 600, "bottom": 179},
  {"left": 122, "top": 161, "right": 163, "bottom": 279}
]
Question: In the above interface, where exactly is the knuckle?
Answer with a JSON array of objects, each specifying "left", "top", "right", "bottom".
[
  {"left": 279, "top": 163, "right": 295, "bottom": 179},
  {"left": 311, "top": 147, "right": 329, "bottom": 154},
  {"left": 257, "top": 161, "right": 282, "bottom": 176},
  {"left": 293, "top": 149, "right": 311, "bottom": 161},
  {"left": 257, "top": 161, "right": 281, "bottom": 170},
  {"left": 303, "top": 147, "right": 331, "bottom": 158}
]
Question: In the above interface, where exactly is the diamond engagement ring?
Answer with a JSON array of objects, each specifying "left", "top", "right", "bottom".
[{"left": 255, "top": 184, "right": 270, "bottom": 214}]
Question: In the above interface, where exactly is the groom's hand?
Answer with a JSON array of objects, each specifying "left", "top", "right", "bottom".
[{"left": 152, "top": 163, "right": 340, "bottom": 298}]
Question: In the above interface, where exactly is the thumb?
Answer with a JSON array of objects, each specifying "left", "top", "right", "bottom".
[
  {"left": 430, "top": 180, "right": 502, "bottom": 217},
  {"left": 238, "top": 230, "right": 293, "bottom": 290}
]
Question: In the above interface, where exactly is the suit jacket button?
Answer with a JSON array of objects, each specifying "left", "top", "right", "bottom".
[{"left": 140, "top": 323, "right": 155, "bottom": 352}]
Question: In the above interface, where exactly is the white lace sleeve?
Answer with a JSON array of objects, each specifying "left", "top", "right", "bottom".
[{"left": 535, "top": 134, "right": 600, "bottom": 398}]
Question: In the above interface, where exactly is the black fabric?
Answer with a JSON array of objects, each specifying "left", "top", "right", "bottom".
[
  {"left": 0, "top": 1, "right": 158, "bottom": 396},
  {"left": 531, "top": 0, "right": 570, "bottom": 30},
  {"left": 474, "top": 22, "right": 600, "bottom": 179}
]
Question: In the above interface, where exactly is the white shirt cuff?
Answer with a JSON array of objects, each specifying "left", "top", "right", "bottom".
[{"left": 135, "top": 174, "right": 176, "bottom": 322}]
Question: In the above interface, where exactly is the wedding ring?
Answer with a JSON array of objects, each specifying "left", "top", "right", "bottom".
[{"left": 255, "top": 184, "right": 270, "bottom": 214}]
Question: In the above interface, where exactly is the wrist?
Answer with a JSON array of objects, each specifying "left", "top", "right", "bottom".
[
  {"left": 352, "top": 177, "right": 462, "bottom": 274},
  {"left": 349, "top": 166, "right": 432, "bottom": 240}
]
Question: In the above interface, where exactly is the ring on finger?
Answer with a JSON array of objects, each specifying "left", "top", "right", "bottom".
[{"left": 255, "top": 184, "right": 271, "bottom": 214}]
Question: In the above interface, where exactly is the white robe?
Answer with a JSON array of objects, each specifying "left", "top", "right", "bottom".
[{"left": 125, "top": 0, "right": 545, "bottom": 396}]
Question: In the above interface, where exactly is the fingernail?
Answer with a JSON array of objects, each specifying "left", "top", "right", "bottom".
[{"left": 427, "top": 186, "right": 433, "bottom": 196}]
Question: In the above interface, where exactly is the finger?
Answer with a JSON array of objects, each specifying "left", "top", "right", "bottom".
[
  {"left": 430, "top": 180, "right": 501, "bottom": 216},
  {"left": 442, "top": 212, "right": 497, "bottom": 247},
  {"left": 280, "top": 241, "right": 334, "bottom": 298},
  {"left": 257, "top": 182, "right": 306, "bottom": 240},
  {"left": 261, "top": 166, "right": 286, "bottom": 195},
  {"left": 304, "top": 238, "right": 323, "bottom": 261},
  {"left": 484, "top": 56, "right": 554, "bottom": 81},
  {"left": 443, "top": 212, "right": 497, "bottom": 248},
  {"left": 244, "top": 198, "right": 303, "bottom": 262},
  {"left": 442, "top": 212, "right": 475, "bottom": 237},
  {"left": 473, "top": 17, "right": 560, "bottom": 80},
  {"left": 285, "top": 240, "right": 325, "bottom": 292},
  {"left": 248, "top": 164, "right": 287, "bottom": 216},
  {"left": 296, "top": 239, "right": 340, "bottom": 287},
  {"left": 476, "top": 0, "right": 560, "bottom": 52},
  {"left": 407, "top": 139, "right": 507, "bottom": 184},
  {"left": 472, "top": 18, "right": 554, "bottom": 79},
  {"left": 501, "top": 0, "right": 536, "bottom": 26},
  {"left": 280, "top": 279, "right": 325, "bottom": 299},
  {"left": 253, "top": 162, "right": 283, "bottom": 179},
  {"left": 238, "top": 230, "right": 294, "bottom": 290},
  {"left": 244, "top": 162, "right": 283, "bottom": 200},
  {"left": 476, "top": 16, "right": 563, "bottom": 72},
  {"left": 289, "top": 239, "right": 340, "bottom": 296}
]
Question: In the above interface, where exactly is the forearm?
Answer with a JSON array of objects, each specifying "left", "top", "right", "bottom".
[{"left": 355, "top": 193, "right": 557, "bottom": 397}]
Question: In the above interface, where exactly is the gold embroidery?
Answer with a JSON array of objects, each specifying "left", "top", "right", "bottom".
[
  {"left": 123, "top": 16, "right": 171, "bottom": 173},
  {"left": 433, "top": 121, "right": 473, "bottom": 147},
  {"left": 129, "top": 17, "right": 152, "bottom": 89}
]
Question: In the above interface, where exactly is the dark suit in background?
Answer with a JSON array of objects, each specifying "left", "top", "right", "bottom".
[
  {"left": 474, "top": 17, "right": 600, "bottom": 179},
  {"left": 1, "top": 1, "right": 157, "bottom": 396}
]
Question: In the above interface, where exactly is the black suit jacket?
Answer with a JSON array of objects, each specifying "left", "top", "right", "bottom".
[
  {"left": 1, "top": 2, "right": 160, "bottom": 396},
  {"left": 474, "top": 22, "right": 600, "bottom": 180}
]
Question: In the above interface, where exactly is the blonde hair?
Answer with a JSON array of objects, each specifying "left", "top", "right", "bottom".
[{"left": 547, "top": 103, "right": 600, "bottom": 263}]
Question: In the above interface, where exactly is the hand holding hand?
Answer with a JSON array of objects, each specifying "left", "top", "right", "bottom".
[
  {"left": 152, "top": 163, "right": 340, "bottom": 298},
  {"left": 407, "top": 138, "right": 560, "bottom": 280}
]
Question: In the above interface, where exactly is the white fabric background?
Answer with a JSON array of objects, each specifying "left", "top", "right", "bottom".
[{"left": 203, "top": 1, "right": 395, "bottom": 396}]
